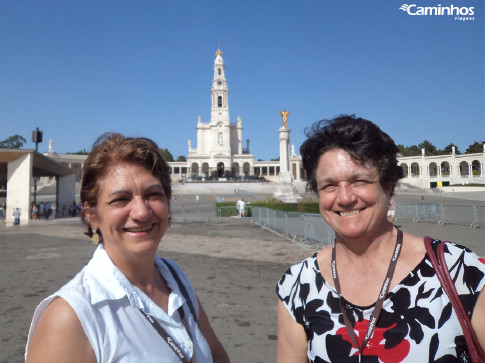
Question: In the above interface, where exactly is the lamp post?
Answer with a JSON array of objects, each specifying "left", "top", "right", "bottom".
[{"left": 32, "top": 127, "right": 43, "bottom": 204}]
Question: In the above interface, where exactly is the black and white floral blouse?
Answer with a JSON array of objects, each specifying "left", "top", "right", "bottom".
[{"left": 276, "top": 239, "right": 485, "bottom": 362}]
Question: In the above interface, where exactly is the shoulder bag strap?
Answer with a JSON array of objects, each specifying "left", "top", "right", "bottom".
[
  {"left": 424, "top": 237, "right": 485, "bottom": 363},
  {"left": 163, "top": 259, "right": 199, "bottom": 325}
]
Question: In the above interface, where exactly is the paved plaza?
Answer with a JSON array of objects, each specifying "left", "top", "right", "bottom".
[{"left": 0, "top": 191, "right": 484, "bottom": 363}]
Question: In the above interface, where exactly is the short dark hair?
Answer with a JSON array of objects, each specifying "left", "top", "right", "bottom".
[
  {"left": 80, "top": 133, "right": 172, "bottom": 241},
  {"left": 300, "top": 114, "right": 403, "bottom": 195}
]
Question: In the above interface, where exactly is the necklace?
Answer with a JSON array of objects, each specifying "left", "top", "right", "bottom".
[{"left": 331, "top": 228, "right": 403, "bottom": 362}]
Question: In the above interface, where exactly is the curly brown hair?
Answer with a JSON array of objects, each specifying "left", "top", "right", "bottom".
[{"left": 301, "top": 115, "right": 404, "bottom": 196}]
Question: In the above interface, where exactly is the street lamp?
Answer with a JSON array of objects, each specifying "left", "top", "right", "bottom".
[{"left": 32, "top": 127, "right": 43, "bottom": 204}]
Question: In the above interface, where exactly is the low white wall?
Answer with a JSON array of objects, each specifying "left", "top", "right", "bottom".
[{"left": 439, "top": 186, "right": 485, "bottom": 193}]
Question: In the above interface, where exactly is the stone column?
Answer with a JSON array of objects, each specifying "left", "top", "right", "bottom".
[
  {"left": 279, "top": 126, "right": 290, "bottom": 175},
  {"left": 56, "top": 173, "right": 76, "bottom": 218},
  {"left": 273, "top": 113, "right": 301, "bottom": 202},
  {"left": 6, "top": 153, "right": 33, "bottom": 225}
]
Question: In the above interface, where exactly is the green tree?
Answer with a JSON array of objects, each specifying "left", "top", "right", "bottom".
[
  {"left": 439, "top": 143, "right": 460, "bottom": 155},
  {"left": 465, "top": 141, "right": 485, "bottom": 154},
  {"left": 0, "top": 134, "right": 27, "bottom": 149},
  {"left": 418, "top": 140, "right": 438, "bottom": 156},
  {"left": 397, "top": 144, "right": 420, "bottom": 156},
  {"left": 159, "top": 148, "right": 174, "bottom": 162},
  {"left": 67, "top": 149, "right": 89, "bottom": 155},
  {"left": 176, "top": 155, "right": 187, "bottom": 162}
]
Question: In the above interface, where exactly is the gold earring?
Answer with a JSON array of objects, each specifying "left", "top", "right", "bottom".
[{"left": 92, "top": 229, "right": 100, "bottom": 244}]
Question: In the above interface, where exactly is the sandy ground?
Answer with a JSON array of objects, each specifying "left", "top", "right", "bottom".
[{"left": 1, "top": 192, "right": 484, "bottom": 363}]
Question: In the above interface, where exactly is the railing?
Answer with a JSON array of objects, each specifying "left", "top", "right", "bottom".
[
  {"left": 214, "top": 202, "right": 485, "bottom": 246},
  {"left": 171, "top": 203, "right": 217, "bottom": 223},
  {"left": 396, "top": 203, "right": 441, "bottom": 223},
  {"left": 439, "top": 204, "right": 477, "bottom": 228},
  {"left": 394, "top": 203, "right": 482, "bottom": 228},
  {"left": 475, "top": 206, "right": 485, "bottom": 228},
  {"left": 250, "top": 207, "right": 335, "bottom": 248},
  {"left": 217, "top": 206, "right": 252, "bottom": 218}
]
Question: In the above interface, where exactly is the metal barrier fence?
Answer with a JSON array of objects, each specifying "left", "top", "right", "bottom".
[
  {"left": 214, "top": 202, "right": 484, "bottom": 247},
  {"left": 250, "top": 207, "right": 335, "bottom": 248},
  {"left": 439, "top": 204, "right": 477, "bottom": 228},
  {"left": 246, "top": 203, "right": 482, "bottom": 246},
  {"left": 217, "top": 206, "right": 252, "bottom": 218},
  {"left": 395, "top": 203, "right": 441, "bottom": 223},
  {"left": 171, "top": 203, "right": 217, "bottom": 223},
  {"left": 395, "top": 203, "right": 482, "bottom": 228},
  {"left": 476, "top": 206, "right": 485, "bottom": 228}
]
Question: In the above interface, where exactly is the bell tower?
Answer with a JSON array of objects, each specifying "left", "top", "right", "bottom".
[{"left": 210, "top": 49, "right": 230, "bottom": 124}]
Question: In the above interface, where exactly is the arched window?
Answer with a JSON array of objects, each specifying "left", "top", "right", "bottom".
[
  {"left": 411, "top": 162, "right": 420, "bottom": 177},
  {"left": 217, "top": 162, "right": 224, "bottom": 177},
  {"left": 202, "top": 163, "right": 209, "bottom": 178},
  {"left": 217, "top": 96, "right": 222, "bottom": 107},
  {"left": 218, "top": 69, "right": 221, "bottom": 75},
  {"left": 191, "top": 163, "right": 199, "bottom": 177},
  {"left": 232, "top": 162, "right": 240, "bottom": 177},
  {"left": 472, "top": 160, "right": 482, "bottom": 176},
  {"left": 441, "top": 161, "right": 450, "bottom": 176},
  {"left": 218, "top": 132, "right": 223, "bottom": 145}
]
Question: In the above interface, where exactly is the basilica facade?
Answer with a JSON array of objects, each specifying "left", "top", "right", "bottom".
[{"left": 185, "top": 49, "right": 255, "bottom": 180}]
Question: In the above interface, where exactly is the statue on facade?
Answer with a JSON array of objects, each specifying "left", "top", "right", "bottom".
[{"left": 280, "top": 109, "right": 290, "bottom": 127}]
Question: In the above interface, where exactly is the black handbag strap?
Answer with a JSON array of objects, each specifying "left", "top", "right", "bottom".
[{"left": 424, "top": 237, "right": 485, "bottom": 363}]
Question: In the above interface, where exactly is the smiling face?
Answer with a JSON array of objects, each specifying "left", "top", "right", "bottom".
[
  {"left": 86, "top": 162, "right": 170, "bottom": 263},
  {"left": 316, "top": 148, "right": 391, "bottom": 243}
]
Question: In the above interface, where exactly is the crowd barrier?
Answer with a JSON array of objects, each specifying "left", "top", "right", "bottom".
[
  {"left": 216, "top": 202, "right": 482, "bottom": 249},
  {"left": 249, "top": 207, "right": 335, "bottom": 248},
  {"left": 395, "top": 203, "right": 483, "bottom": 228},
  {"left": 198, "top": 202, "right": 484, "bottom": 248}
]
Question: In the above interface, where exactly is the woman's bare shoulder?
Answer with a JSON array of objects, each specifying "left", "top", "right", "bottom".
[{"left": 26, "top": 297, "right": 96, "bottom": 363}]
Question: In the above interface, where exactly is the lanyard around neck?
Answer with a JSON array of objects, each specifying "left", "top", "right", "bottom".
[
  {"left": 138, "top": 308, "right": 193, "bottom": 363},
  {"left": 331, "top": 228, "right": 403, "bottom": 362}
]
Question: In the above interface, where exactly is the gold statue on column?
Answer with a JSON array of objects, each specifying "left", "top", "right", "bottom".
[{"left": 280, "top": 109, "right": 290, "bottom": 127}]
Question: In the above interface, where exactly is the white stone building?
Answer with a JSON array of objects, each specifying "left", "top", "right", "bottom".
[
  {"left": 398, "top": 147, "right": 485, "bottom": 189},
  {"left": 185, "top": 49, "right": 255, "bottom": 180}
]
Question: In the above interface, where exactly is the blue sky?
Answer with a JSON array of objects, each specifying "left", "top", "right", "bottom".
[{"left": 1, "top": 0, "right": 483, "bottom": 160}]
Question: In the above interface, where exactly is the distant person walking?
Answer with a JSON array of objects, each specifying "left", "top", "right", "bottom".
[
  {"left": 31, "top": 202, "right": 38, "bottom": 220},
  {"left": 237, "top": 198, "right": 246, "bottom": 218},
  {"left": 13, "top": 208, "right": 21, "bottom": 225},
  {"left": 43, "top": 201, "right": 50, "bottom": 219},
  {"left": 0, "top": 204, "right": 5, "bottom": 224},
  {"left": 38, "top": 202, "right": 44, "bottom": 220}
]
